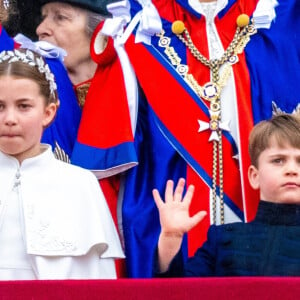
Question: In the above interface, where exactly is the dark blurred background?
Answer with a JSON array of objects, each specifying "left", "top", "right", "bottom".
[{"left": 4, "top": 0, "right": 41, "bottom": 40}]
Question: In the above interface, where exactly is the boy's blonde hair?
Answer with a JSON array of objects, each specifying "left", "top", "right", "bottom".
[{"left": 249, "top": 113, "right": 300, "bottom": 167}]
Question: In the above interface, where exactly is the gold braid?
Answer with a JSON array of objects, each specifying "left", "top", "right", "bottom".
[{"left": 157, "top": 14, "right": 256, "bottom": 224}]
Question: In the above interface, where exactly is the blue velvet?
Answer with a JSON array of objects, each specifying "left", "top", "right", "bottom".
[
  {"left": 123, "top": 0, "right": 300, "bottom": 278},
  {"left": 41, "top": 58, "right": 81, "bottom": 159},
  {"left": 71, "top": 140, "right": 137, "bottom": 170},
  {"left": 245, "top": 0, "right": 300, "bottom": 124},
  {"left": 0, "top": 26, "right": 14, "bottom": 51},
  {"left": 123, "top": 90, "right": 188, "bottom": 277}
]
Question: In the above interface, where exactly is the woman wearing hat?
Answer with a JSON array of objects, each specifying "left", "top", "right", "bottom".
[{"left": 37, "top": 1, "right": 109, "bottom": 97}]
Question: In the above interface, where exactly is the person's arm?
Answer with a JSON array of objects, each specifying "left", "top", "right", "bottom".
[{"left": 153, "top": 178, "right": 207, "bottom": 273}]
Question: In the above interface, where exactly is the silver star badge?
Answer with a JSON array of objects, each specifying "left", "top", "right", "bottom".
[{"left": 198, "top": 118, "right": 230, "bottom": 142}]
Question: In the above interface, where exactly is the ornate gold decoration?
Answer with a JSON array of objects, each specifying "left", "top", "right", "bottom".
[
  {"left": 75, "top": 82, "right": 91, "bottom": 108},
  {"left": 157, "top": 15, "right": 257, "bottom": 224}
]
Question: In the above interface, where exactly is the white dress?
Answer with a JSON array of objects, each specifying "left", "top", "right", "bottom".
[{"left": 0, "top": 145, "right": 124, "bottom": 279}]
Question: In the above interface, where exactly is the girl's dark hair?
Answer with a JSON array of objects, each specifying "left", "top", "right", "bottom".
[{"left": 1, "top": 0, "right": 18, "bottom": 26}]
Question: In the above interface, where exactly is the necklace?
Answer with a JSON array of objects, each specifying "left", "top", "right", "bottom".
[{"left": 157, "top": 14, "right": 256, "bottom": 224}]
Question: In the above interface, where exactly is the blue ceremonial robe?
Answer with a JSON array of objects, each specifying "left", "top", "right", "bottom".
[
  {"left": 122, "top": 0, "right": 300, "bottom": 278},
  {"left": 41, "top": 58, "right": 81, "bottom": 160},
  {"left": 0, "top": 25, "right": 14, "bottom": 51}
]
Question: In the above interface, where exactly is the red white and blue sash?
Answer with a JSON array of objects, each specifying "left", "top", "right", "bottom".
[{"left": 124, "top": 0, "right": 260, "bottom": 256}]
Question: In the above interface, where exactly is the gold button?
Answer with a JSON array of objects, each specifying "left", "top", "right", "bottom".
[
  {"left": 236, "top": 14, "right": 250, "bottom": 27},
  {"left": 172, "top": 20, "right": 185, "bottom": 35}
]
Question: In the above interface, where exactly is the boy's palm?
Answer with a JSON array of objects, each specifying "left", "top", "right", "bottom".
[{"left": 153, "top": 179, "right": 206, "bottom": 236}]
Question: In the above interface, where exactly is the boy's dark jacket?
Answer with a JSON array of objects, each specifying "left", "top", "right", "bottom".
[{"left": 155, "top": 201, "right": 300, "bottom": 277}]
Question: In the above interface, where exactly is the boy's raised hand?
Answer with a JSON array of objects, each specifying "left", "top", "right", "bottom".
[
  {"left": 153, "top": 178, "right": 207, "bottom": 237},
  {"left": 153, "top": 178, "right": 207, "bottom": 273}
]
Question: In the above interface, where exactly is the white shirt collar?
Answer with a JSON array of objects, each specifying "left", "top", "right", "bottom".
[{"left": 188, "top": 0, "right": 228, "bottom": 17}]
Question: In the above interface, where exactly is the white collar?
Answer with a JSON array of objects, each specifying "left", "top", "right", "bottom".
[
  {"left": 187, "top": 0, "right": 278, "bottom": 29},
  {"left": 188, "top": 0, "right": 228, "bottom": 17},
  {"left": 0, "top": 144, "right": 53, "bottom": 169}
]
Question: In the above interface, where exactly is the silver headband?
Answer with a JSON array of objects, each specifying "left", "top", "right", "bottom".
[
  {"left": 0, "top": 49, "right": 57, "bottom": 97},
  {"left": 3, "top": 0, "right": 9, "bottom": 9}
]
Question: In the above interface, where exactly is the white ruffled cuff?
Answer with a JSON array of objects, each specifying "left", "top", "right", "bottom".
[
  {"left": 252, "top": 0, "right": 278, "bottom": 29},
  {"left": 105, "top": 0, "right": 161, "bottom": 45}
]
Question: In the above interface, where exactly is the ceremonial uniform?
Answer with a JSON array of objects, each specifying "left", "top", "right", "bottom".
[{"left": 102, "top": 0, "right": 300, "bottom": 277}]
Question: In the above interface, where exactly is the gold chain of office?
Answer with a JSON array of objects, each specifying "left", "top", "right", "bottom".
[{"left": 156, "top": 14, "right": 257, "bottom": 224}]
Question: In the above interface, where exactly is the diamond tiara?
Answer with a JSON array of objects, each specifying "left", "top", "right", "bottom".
[{"left": 0, "top": 49, "right": 57, "bottom": 98}]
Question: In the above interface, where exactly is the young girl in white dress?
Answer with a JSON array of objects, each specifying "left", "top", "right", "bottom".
[{"left": 0, "top": 48, "right": 124, "bottom": 279}]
